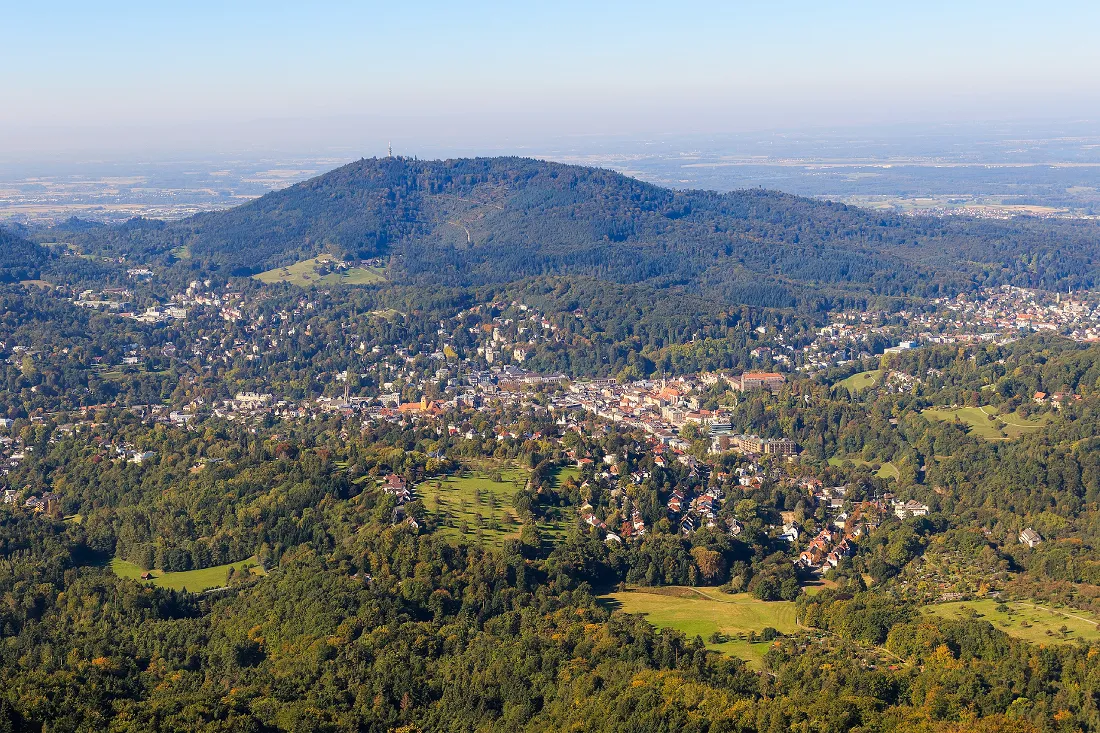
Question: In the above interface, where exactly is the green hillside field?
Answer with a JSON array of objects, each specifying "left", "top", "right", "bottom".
[
  {"left": 601, "top": 586, "right": 799, "bottom": 667},
  {"left": 921, "top": 405, "right": 1047, "bottom": 440},
  {"left": 836, "top": 369, "right": 883, "bottom": 393},
  {"left": 111, "top": 556, "right": 265, "bottom": 592},
  {"left": 254, "top": 256, "right": 386, "bottom": 287}
]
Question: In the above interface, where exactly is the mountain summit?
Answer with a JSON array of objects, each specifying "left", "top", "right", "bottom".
[{"left": 64, "top": 156, "right": 1100, "bottom": 306}]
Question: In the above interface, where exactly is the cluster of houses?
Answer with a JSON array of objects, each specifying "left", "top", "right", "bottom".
[
  {"left": 1033, "top": 391, "right": 1079, "bottom": 409},
  {"left": 580, "top": 503, "right": 646, "bottom": 544},
  {"left": 795, "top": 286, "right": 1100, "bottom": 379},
  {"left": 796, "top": 526, "right": 855, "bottom": 571},
  {"left": 0, "top": 432, "right": 26, "bottom": 475},
  {"left": 938, "top": 286, "right": 1100, "bottom": 343},
  {"left": 3, "top": 488, "right": 61, "bottom": 515},
  {"left": 465, "top": 300, "right": 566, "bottom": 367},
  {"left": 667, "top": 485, "right": 724, "bottom": 534},
  {"left": 789, "top": 484, "right": 894, "bottom": 572},
  {"left": 551, "top": 373, "right": 798, "bottom": 459},
  {"left": 577, "top": 460, "right": 651, "bottom": 541}
]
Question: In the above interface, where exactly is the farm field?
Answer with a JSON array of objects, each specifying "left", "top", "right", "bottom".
[
  {"left": 111, "top": 556, "right": 264, "bottom": 592},
  {"left": 600, "top": 586, "right": 799, "bottom": 668},
  {"left": 923, "top": 598, "right": 1100, "bottom": 646},
  {"left": 254, "top": 256, "right": 386, "bottom": 286},
  {"left": 921, "top": 405, "right": 1046, "bottom": 440},
  {"left": 836, "top": 369, "right": 883, "bottom": 393},
  {"left": 420, "top": 466, "right": 570, "bottom": 548}
]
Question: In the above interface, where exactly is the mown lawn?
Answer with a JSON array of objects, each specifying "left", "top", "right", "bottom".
[
  {"left": 836, "top": 369, "right": 883, "bottom": 393},
  {"left": 254, "top": 256, "right": 386, "bottom": 287},
  {"left": 549, "top": 465, "right": 580, "bottom": 488},
  {"left": 924, "top": 598, "right": 1100, "bottom": 645},
  {"left": 921, "top": 405, "right": 1046, "bottom": 440},
  {"left": 111, "top": 556, "right": 265, "bottom": 592},
  {"left": 600, "top": 586, "right": 799, "bottom": 668}
]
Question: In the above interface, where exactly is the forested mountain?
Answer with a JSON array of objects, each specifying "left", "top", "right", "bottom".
[
  {"left": 59, "top": 157, "right": 1100, "bottom": 308},
  {"left": 0, "top": 229, "right": 50, "bottom": 283}
]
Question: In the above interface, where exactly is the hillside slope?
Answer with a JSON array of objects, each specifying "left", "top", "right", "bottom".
[
  {"left": 0, "top": 228, "right": 51, "bottom": 283},
  {"left": 63, "top": 157, "right": 1100, "bottom": 306}
]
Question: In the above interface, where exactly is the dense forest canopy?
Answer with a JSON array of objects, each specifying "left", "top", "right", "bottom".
[
  {"left": 44, "top": 156, "right": 1100, "bottom": 308},
  {"left": 0, "top": 230, "right": 49, "bottom": 283}
]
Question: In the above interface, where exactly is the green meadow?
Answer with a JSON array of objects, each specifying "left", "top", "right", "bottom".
[
  {"left": 111, "top": 556, "right": 265, "bottom": 592},
  {"left": 836, "top": 369, "right": 883, "bottom": 393},
  {"left": 601, "top": 586, "right": 799, "bottom": 668},
  {"left": 254, "top": 256, "right": 386, "bottom": 287},
  {"left": 549, "top": 465, "right": 580, "bottom": 488},
  {"left": 921, "top": 405, "right": 1046, "bottom": 440}
]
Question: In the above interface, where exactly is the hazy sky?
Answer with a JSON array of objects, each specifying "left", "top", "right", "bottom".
[{"left": 4, "top": 0, "right": 1100, "bottom": 156}]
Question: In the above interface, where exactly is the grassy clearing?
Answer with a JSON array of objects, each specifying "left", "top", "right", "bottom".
[
  {"left": 111, "top": 556, "right": 265, "bottom": 592},
  {"left": 828, "top": 456, "right": 899, "bottom": 480},
  {"left": 254, "top": 256, "right": 386, "bottom": 287},
  {"left": 600, "top": 586, "right": 799, "bottom": 668},
  {"left": 921, "top": 405, "right": 1046, "bottom": 440},
  {"left": 876, "top": 462, "right": 900, "bottom": 480},
  {"left": 923, "top": 598, "right": 1100, "bottom": 646},
  {"left": 420, "top": 467, "right": 569, "bottom": 548},
  {"left": 549, "top": 465, "right": 580, "bottom": 488},
  {"left": 836, "top": 369, "right": 883, "bottom": 393}
]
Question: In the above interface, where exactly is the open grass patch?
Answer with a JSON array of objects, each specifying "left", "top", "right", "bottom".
[
  {"left": 111, "top": 556, "right": 265, "bottom": 592},
  {"left": 836, "top": 369, "right": 883, "bottom": 393},
  {"left": 254, "top": 256, "right": 386, "bottom": 287},
  {"left": 923, "top": 598, "right": 1100, "bottom": 646},
  {"left": 921, "top": 405, "right": 1046, "bottom": 440},
  {"left": 828, "top": 455, "right": 899, "bottom": 480},
  {"left": 600, "top": 586, "right": 799, "bottom": 668},
  {"left": 548, "top": 465, "right": 580, "bottom": 489}
]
